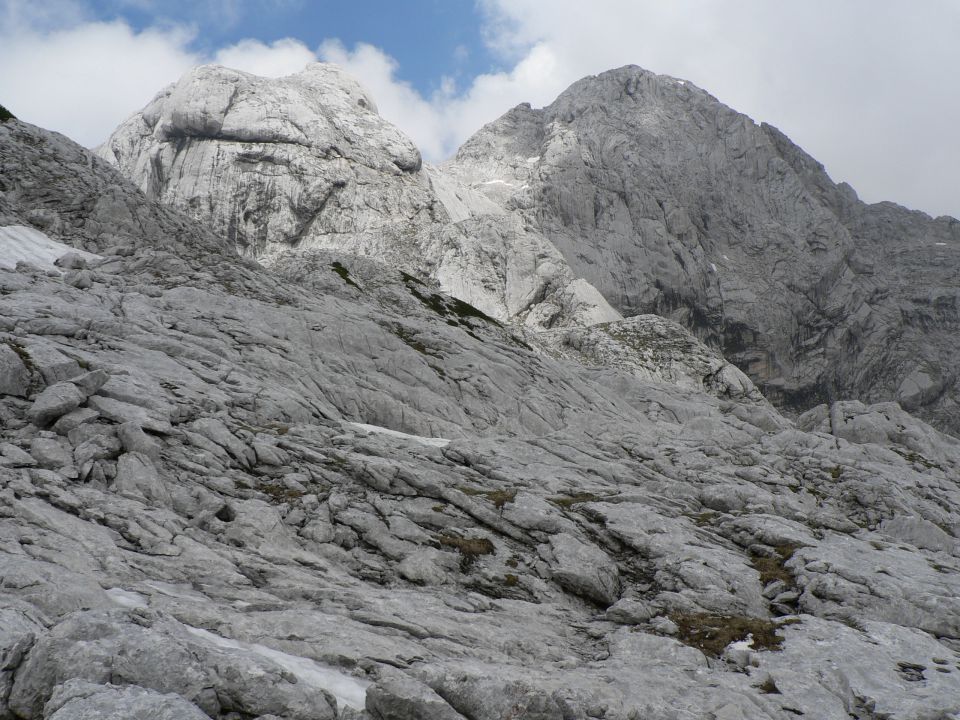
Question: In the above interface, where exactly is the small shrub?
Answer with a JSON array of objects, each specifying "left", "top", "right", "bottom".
[
  {"left": 757, "top": 676, "right": 781, "bottom": 694},
  {"left": 0, "top": 104, "right": 14, "bottom": 122},
  {"left": 330, "top": 261, "right": 360, "bottom": 289},
  {"left": 504, "top": 573, "right": 519, "bottom": 587},
  {"left": 438, "top": 533, "right": 495, "bottom": 570},
  {"left": 461, "top": 487, "right": 517, "bottom": 510},
  {"left": 751, "top": 544, "right": 799, "bottom": 588},
  {"left": 670, "top": 613, "right": 792, "bottom": 657},
  {"left": 392, "top": 325, "right": 440, "bottom": 357},
  {"left": 259, "top": 482, "right": 305, "bottom": 504}
]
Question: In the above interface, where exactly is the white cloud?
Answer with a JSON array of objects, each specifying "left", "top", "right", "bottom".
[
  {"left": 0, "top": 20, "right": 199, "bottom": 147},
  {"left": 318, "top": 39, "right": 569, "bottom": 162},
  {"left": 0, "top": 19, "right": 324, "bottom": 148},
  {"left": 213, "top": 38, "right": 316, "bottom": 78}
]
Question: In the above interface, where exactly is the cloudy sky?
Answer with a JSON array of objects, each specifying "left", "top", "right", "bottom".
[{"left": 2, "top": 0, "right": 958, "bottom": 218}]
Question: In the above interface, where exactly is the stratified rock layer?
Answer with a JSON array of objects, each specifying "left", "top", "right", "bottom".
[{"left": 4, "top": 107, "right": 960, "bottom": 719}]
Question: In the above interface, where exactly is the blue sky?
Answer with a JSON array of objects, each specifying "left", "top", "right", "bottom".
[
  {"left": 93, "top": 0, "right": 499, "bottom": 97},
  {"left": 2, "top": 1, "right": 959, "bottom": 218}
]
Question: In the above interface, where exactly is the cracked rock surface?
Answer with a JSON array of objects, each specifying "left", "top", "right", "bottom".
[{"left": 2, "top": 78, "right": 960, "bottom": 719}]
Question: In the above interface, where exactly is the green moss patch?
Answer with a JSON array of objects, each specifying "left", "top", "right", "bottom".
[{"left": 892, "top": 448, "right": 942, "bottom": 470}]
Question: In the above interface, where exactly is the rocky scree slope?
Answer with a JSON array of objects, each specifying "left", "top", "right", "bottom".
[
  {"left": 3, "top": 114, "right": 960, "bottom": 719},
  {"left": 97, "top": 64, "right": 619, "bottom": 330},
  {"left": 446, "top": 66, "right": 960, "bottom": 436}
]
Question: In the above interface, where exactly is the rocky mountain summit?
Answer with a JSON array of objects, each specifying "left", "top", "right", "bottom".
[
  {"left": 445, "top": 66, "right": 960, "bottom": 435},
  {"left": 1, "top": 65, "right": 959, "bottom": 720},
  {"left": 100, "top": 63, "right": 960, "bottom": 437}
]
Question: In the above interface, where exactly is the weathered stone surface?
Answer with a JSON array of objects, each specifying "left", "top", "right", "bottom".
[
  {"left": 70, "top": 370, "right": 109, "bottom": 398},
  {"left": 29, "top": 436, "right": 74, "bottom": 470},
  {"left": 27, "top": 382, "right": 86, "bottom": 426},
  {"left": 117, "top": 422, "right": 161, "bottom": 460},
  {"left": 367, "top": 672, "right": 466, "bottom": 720},
  {"left": 2, "top": 71, "right": 960, "bottom": 720},
  {"left": 545, "top": 533, "right": 621, "bottom": 606},
  {"left": 0, "top": 343, "right": 31, "bottom": 397},
  {"left": 51, "top": 408, "right": 99, "bottom": 435},
  {"left": 15, "top": 342, "right": 80, "bottom": 385},
  {"left": 45, "top": 680, "right": 210, "bottom": 720}
]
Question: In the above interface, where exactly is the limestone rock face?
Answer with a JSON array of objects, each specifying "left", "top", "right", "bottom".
[
  {"left": 98, "top": 64, "right": 618, "bottom": 329},
  {"left": 4, "top": 82, "right": 960, "bottom": 720},
  {"left": 445, "top": 66, "right": 960, "bottom": 434},
  {"left": 100, "top": 63, "right": 959, "bottom": 436},
  {"left": 98, "top": 64, "right": 422, "bottom": 261}
]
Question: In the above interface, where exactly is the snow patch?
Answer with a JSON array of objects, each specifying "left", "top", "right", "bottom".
[
  {"left": 710, "top": 263, "right": 718, "bottom": 273},
  {"left": 481, "top": 179, "right": 515, "bottom": 187},
  {"left": 0, "top": 225, "right": 100, "bottom": 272},
  {"left": 185, "top": 626, "right": 370, "bottom": 710},
  {"left": 347, "top": 422, "right": 450, "bottom": 447},
  {"left": 105, "top": 588, "right": 148, "bottom": 609},
  {"left": 935, "top": 242, "right": 947, "bottom": 246},
  {"left": 526, "top": 156, "right": 540, "bottom": 163}
]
